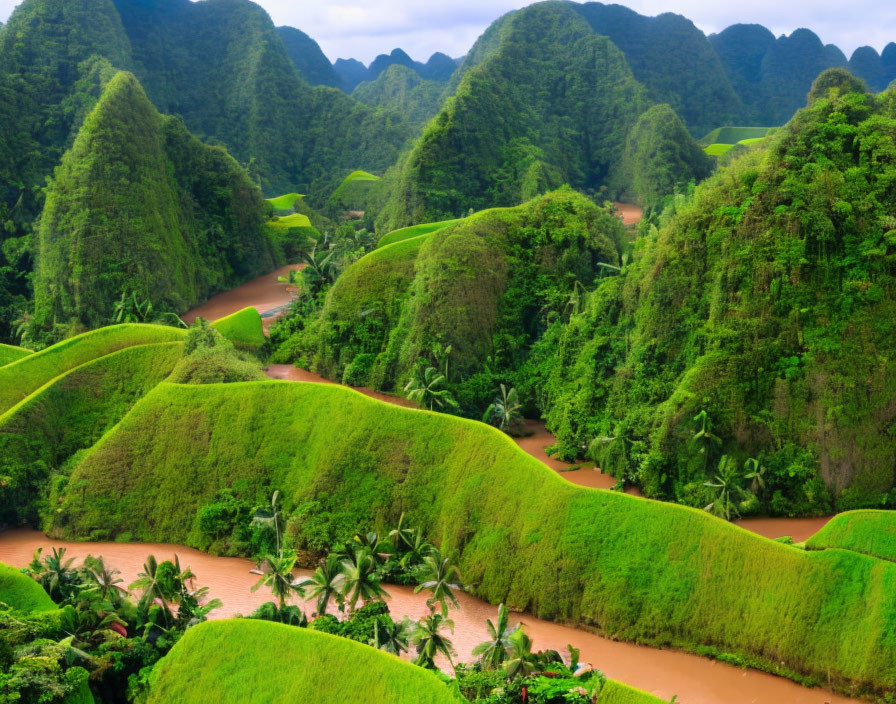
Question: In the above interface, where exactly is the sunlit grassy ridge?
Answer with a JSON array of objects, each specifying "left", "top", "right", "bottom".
[
  {"left": 377, "top": 219, "right": 462, "bottom": 248},
  {"left": 326, "top": 169, "right": 380, "bottom": 212},
  {"left": 55, "top": 380, "right": 896, "bottom": 694},
  {"left": 268, "top": 212, "right": 312, "bottom": 230},
  {"left": 598, "top": 682, "right": 665, "bottom": 704},
  {"left": 266, "top": 193, "right": 306, "bottom": 211},
  {"left": 206, "top": 307, "right": 265, "bottom": 351},
  {"left": 806, "top": 510, "right": 896, "bottom": 563},
  {"left": 703, "top": 143, "right": 735, "bottom": 156},
  {"left": 146, "top": 620, "right": 463, "bottom": 704},
  {"left": 0, "top": 562, "right": 56, "bottom": 612},
  {"left": 0, "top": 342, "right": 183, "bottom": 527},
  {"left": 0, "top": 325, "right": 186, "bottom": 415},
  {"left": 0, "top": 343, "right": 32, "bottom": 367},
  {"left": 699, "top": 126, "right": 775, "bottom": 145}
]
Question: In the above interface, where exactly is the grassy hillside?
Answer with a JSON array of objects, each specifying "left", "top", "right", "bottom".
[
  {"left": 377, "top": 219, "right": 462, "bottom": 248},
  {"left": 209, "top": 307, "right": 265, "bottom": 352},
  {"left": 326, "top": 170, "right": 381, "bottom": 214},
  {"left": 0, "top": 341, "right": 183, "bottom": 527},
  {"left": 699, "top": 126, "right": 775, "bottom": 145},
  {"left": 278, "top": 190, "right": 625, "bottom": 406},
  {"left": 146, "top": 620, "right": 462, "bottom": 704},
  {"left": 0, "top": 562, "right": 56, "bottom": 612},
  {"left": 269, "top": 213, "right": 312, "bottom": 229},
  {"left": 53, "top": 380, "right": 896, "bottom": 695},
  {"left": 0, "top": 343, "right": 32, "bottom": 367},
  {"left": 0, "top": 324, "right": 185, "bottom": 415},
  {"left": 598, "top": 682, "right": 665, "bottom": 704},
  {"left": 703, "top": 143, "right": 734, "bottom": 156},
  {"left": 806, "top": 510, "right": 896, "bottom": 562},
  {"left": 267, "top": 193, "right": 306, "bottom": 212}
]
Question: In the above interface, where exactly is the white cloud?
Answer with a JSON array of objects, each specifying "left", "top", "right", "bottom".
[{"left": 0, "top": 0, "right": 892, "bottom": 64}]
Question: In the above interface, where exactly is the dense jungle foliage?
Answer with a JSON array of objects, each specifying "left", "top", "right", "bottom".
[
  {"left": 353, "top": 65, "right": 447, "bottom": 130},
  {"left": 277, "top": 25, "right": 342, "bottom": 88},
  {"left": 536, "top": 72, "right": 896, "bottom": 513},
  {"left": 33, "top": 71, "right": 279, "bottom": 339}
]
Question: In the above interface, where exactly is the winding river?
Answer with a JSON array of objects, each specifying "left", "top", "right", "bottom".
[
  {"left": 1, "top": 214, "right": 854, "bottom": 702},
  {"left": 0, "top": 529, "right": 858, "bottom": 704}
]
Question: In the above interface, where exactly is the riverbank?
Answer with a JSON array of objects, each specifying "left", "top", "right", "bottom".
[{"left": 0, "top": 528, "right": 861, "bottom": 704}]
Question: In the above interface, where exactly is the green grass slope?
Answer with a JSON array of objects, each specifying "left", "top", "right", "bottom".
[
  {"left": 266, "top": 193, "right": 306, "bottom": 212},
  {"left": 0, "top": 343, "right": 32, "bottom": 367},
  {"left": 703, "top": 143, "right": 734, "bottom": 156},
  {"left": 0, "top": 324, "right": 185, "bottom": 415},
  {"left": 55, "top": 381, "right": 896, "bottom": 695},
  {"left": 377, "top": 220, "right": 461, "bottom": 248},
  {"left": 0, "top": 563, "right": 55, "bottom": 613},
  {"left": 210, "top": 308, "right": 265, "bottom": 352},
  {"left": 326, "top": 170, "right": 381, "bottom": 214},
  {"left": 598, "top": 682, "right": 665, "bottom": 704},
  {"left": 806, "top": 510, "right": 896, "bottom": 563},
  {"left": 146, "top": 619, "right": 462, "bottom": 704},
  {"left": 269, "top": 213, "right": 312, "bottom": 230},
  {"left": 699, "top": 126, "right": 775, "bottom": 145},
  {"left": 0, "top": 341, "right": 184, "bottom": 528}
]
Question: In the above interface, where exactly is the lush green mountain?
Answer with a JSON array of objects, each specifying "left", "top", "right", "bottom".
[
  {"left": 420, "top": 52, "right": 459, "bottom": 81},
  {"left": 708, "top": 24, "right": 776, "bottom": 111},
  {"left": 848, "top": 46, "right": 892, "bottom": 91},
  {"left": 617, "top": 104, "right": 714, "bottom": 208},
  {"left": 377, "top": 2, "right": 650, "bottom": 230},
  {"left": 333, "top": 57, "right": 370, "bottom": 91},
  {"left": 572, "top": 3, "right": 743, "bottom": 137},
  {"left": 277, "top": 25, "right": 341, "bottom": 87},
  {"left": 353, "top": 64, "right": 445, "bottom": 128},
  {"left": 537, "top": 72, "right": 896, "bottom": 513},
  {"left": 275, "top": 189, "right": 626, "bottom": 410},
  {"left": 368, "top": 48, "right": 419, "bottom": 80},
  {"left": 33, "top": 71, "right": 279, "bottom": 336}
]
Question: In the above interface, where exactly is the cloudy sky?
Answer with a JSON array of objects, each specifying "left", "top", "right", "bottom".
[{"left": 1, "top": 0, "right": 893, "bottom": 65}]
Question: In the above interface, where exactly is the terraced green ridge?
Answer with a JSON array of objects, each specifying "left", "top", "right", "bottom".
[
  {"left": 598, "top": 682, "right": 665, "bottom": 704},
  {"left": 377, "top": 219, "right": 462, "bottom": 248},
  {"left": 699, "top": 126, "right": 775, "bottom": 145},
  {"left": 703, "top": 143, "right": 734, "bottom": 156},
  {"left": 269, "top": 212, "right": 313, "bottom": 230},
  {"left": 267, "top": 193, "right": 306, "bottom": 211},
  {"left": 55, "top": 381, "right": 896, "bottom": 694},
  {"left": 0, "top": 342, "right": 184, "bottom": 527},
  {"left": 207, "top": 307, "right": 265, "bottom": 351},
  {"left": 326, "top": 170, "right": 380, "bottom": 212},
  {"left": 146, "top": 619, "right": 463, "bottom": 704},
  {"left": 0, "top": 562, "right": 55, "bottom": 613},
  {"left": 806, "top": 510, "right": 896, "bottom": 563},
  {"left": 0, "top": 325, "right": 186, "bottom": 415},
  {"left": 0, "top": 343, "right": 32, "bottom": 367}
]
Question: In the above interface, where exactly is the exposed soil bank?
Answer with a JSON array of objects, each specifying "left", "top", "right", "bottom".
[
  {"left": 613, "top": 202, "right": 643, "bottom": 226},
  {"left": 0, "top": 529, "right": 860, "bottom": 704},
  {"left": 182, "top": 263, "right": 305, "bottom": 331}
]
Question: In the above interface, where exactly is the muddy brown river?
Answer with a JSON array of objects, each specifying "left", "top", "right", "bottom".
[{"left": 0, "top": 529, "right": 858, "bottom": 704}]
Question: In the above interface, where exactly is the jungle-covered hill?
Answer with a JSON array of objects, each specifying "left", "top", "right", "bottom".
[
  {"left": 276, "top": 71, "right": 896, "bottom": 515},
  {"left": 33, "top": 71, "right": 279, "bottom": 336}
]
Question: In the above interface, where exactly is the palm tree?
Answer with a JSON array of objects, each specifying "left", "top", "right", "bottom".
[
  {"left": 473, "top": 603, "right": 518, "bottom": 669},
  {"left": 404, "top": 364, "right": 459, "bottom": 412},
  {"left": 129, "top": 555, "right": 167, "bottom": 612},
  {"left": 431, "top": 342, "right": 453, "bottom": 380},
  {"left": 388, "top": 513, "right": 415, "bottom": 554},
  {"left": 340, "top": 546, "right": 387, "bottom": 612},
  {"left": 399, "top": 528, "right": 435, "bottom": 569},
  {"left": 704, "top": 455, "right": 744, "bottom": 521},
  {"left": 298, "top": 554, "right": 345, "bottom": 616},
  {"left": 251, "top": 490, "right": 284, "bottom": 557},
  {"left": 691, "top": 409, "right": 722, "bottom": 474},
  {"left": 482, "top": 385, "right": 524, "bottom": 436},
  {"left": 371, "top": 618, "right": 410, "bottom": 656},
  {"left": 744, "top": 457, "right": 767, "bottom": 495},
  {"left": 29, "top": 547, "right": 76, "bottom": 602},
  {"left": 82, "top": 555, "right": 123, "bottom": 602},
  {"left": 113, "top": 290, "right": 153, "bottom": 323},
  {"left": 412, "top": 613, "right": 456, "bottom": 672},
  {"left": 414, "top": 549, "right": 462, "bottom": 616},
  {"left": 251, "top": 551, "right": 305, "bottom": 612},
  {"left": 504, "top": 628, "right": 536, "bottom": 681}
]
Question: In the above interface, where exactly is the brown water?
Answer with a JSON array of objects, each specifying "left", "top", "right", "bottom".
[
  {"left": 0, "top": 529, "right": 859, "bottom": 704},
  {"left": 613, "top": 202, "right": 643, "bottom": 226},
  {"left": 182, "top": 264, "right": 305, "bottom": 331},
  {"left": 735, "top": 516, "right": 833, "bottom": 543}
]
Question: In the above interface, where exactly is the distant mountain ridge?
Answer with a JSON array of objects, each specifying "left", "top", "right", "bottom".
[{"left": 331, "top": 48, "right": 461, "bottom": 91}]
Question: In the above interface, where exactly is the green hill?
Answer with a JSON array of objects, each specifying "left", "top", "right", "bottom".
[
  {"left": 353, "top": 64, "right": 446, "bottom": 129},
  {"left": 326, "top": 170, "right": 381, "bottom": 214},
  {"left": 278, "top": 189, "right": 625, "bottom": 404},
  {"left": 618, "top": 104, "right": 714, "bottom": 207},
  {"left": 146, "top": 620, "right": 463, "bottom": 704},
  {"left": 377, "top": 2, "right": 649, "bottom": 230},
  {"left": 267, "top": 193, "right": 306, "bottom": 212},
  {"left": 33, "top": 71, "right": 280, "bottom": 337},
  {"left": 536, "top": 74, "right": 896, "bottom": 512},
  {"left": 0, "top": 562, "right": 56, "bottom": 613},
  {"left": 49, "top": 378, "right": 896, "bottom": 695},
  {"left": 276, "top": 25, "right": 341, "bottom": 88},
  {"left": 806, "top": 510, "right": 896, "bottom": 562},
  {"left": 0, "top": 343, "right": 32, "bottom": 367},
  {"left": 377, "top": 220, "right": 462, "bottom": 248},
  {"left": 699, "top": 126, "right": 776, "bottom": 145}
]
